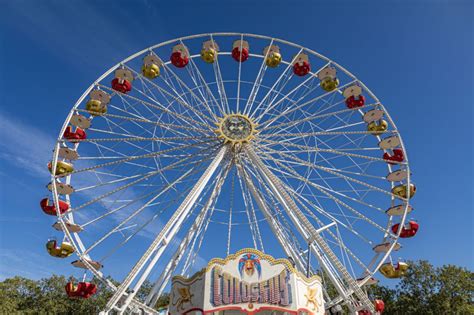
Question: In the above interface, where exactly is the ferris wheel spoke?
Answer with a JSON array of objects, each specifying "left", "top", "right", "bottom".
[
  {"left": 185, "top": 53, "right": 225, "bottom": 117},
  {"left": 259, "top": 156, "right": 392, "bottom": 236},
  {"left": 260, "top": 129, "right": 391, "bottom": 139},
  {"left": 73, "top": 171, "right": 160, "bottom": 193},
  {"left": 235, "top": 34, "right": 245, "bottom": 113},
  {"left": 257, "top": 138, "right": 398, "bottom": 166},
  {"left": 62, "top": 145, "right": 221, "bottom": 216},
  {"left": 256, "top": 72, "right": 317, "bottom": 123},
  {"left": 242, "top": 38, "right": 274, "bottom": 116},
  {"left": 82, "top": 168, "right": 199, "bottom": 256},
  {"left": 255, "top": 61, "right": 332, "bottom": 123},
  {"left": 80, "top": 186, "right": 171, "bottom": 228},
  {"left": 258, "top": 79, "right": 357, "bottom": 130},
  {"left": 131, "top": 69, "right": 215, "bottom": 127},
  {"left": 258, "top": 133, "right": 378, "bottom": 203},
  {"left": 130, "top": 85, "right": 201, "bottom": 130},
  {"left": 255, "top": 147, "right": 380, "bottom": 222},
  {"left": 237, "top": 162, "right": 310, "bottom": 272},
  {"left": 65, "top": 140, "right": 215, "bottom": 176},
  {"left": 79, "top": 171, "right": 203, "bottom": 230},
  {"left": 210, "top": 35, "right": 230, "bottom": 114},
  {"left": 268, "top": 135, "right": 372, "bottom": 176},
  {"left": 76, "top": 109, "right": 208, "bottom": 135},
  {"left": 254, "top": 157, "right": 358, "bottom": 231},
  {"left": 107, "top": 91, "right": 158, "bottom": 124},
  {"left": 160, "top": 57, "right": 218, "bottom": 121},
  {"left": 263, "top": 103, "right": 379, "bottom": 133},
  {"left": 258, "top": 152, "right": 385, "bottom": 182},
  {"left": 263, "top": 77, "right": 322, "bottom": 131},
  {"left": 98, "top": 84, "right": 212, "bottom": 130},
  {"left": 249, "top": 48, "right": 304, "bottom": 119},
  {"left": 246, "top": 156, "right": 379, "bottom": 249},
  {"left": 87, "top": 127, "right": 151, "bottom": 139},
  {"left": 260, "top": 147, "right": 397, "bottom": 201},
  {"left": 261, "top": 155, "right": 369, "bottom": 207},
  {"left": 100, "top": 163, "right": 222, "bottom": 266},
  {"left": 236, "top": 168, "right": 258, "bottom": 249},
  {"left": 65, "top": 135, "right": 215, "bottom": 144},
  {"left": 236, "top": 165, "right": 264, "bottom": 251}
]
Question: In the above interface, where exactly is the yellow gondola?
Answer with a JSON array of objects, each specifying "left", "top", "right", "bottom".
[
  {"left": 264, "top": 45, "right": 282, "bottom": 68},
  {"left": 200, "top": 40, "right": 219, "bottom": 64},
  {"left": 392, "top": 183, "right": 416, "bottom": 199},
  {"left": 46, "top": 239, "right": 75, "bottom": 258},
  {"left": 142, "top": 63, "right": 160, "bottom": 79},
  {"left": 318, "top": 66, "right": 339, "bottom": 92},
  {"left": 142, "top": 54, "right": 162, "bottom": 79},
  {"left": 367, "top": 119, "right": 388, "bottom": 135},
  {"left": 48, "top": 161, "right": 74, "bottom": 176},
  {"left": 321, "top": 77, "right": 340, "bottom": 92},
  {"left": 86, "top": 99, "right": 107, "bottom": 116},
  {"left": 379, "top": 262, "right": 409, "bottom": 279}
]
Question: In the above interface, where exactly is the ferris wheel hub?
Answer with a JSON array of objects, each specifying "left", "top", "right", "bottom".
[{"left": 215, "top": 114, "right": 258, "bottom": 146}]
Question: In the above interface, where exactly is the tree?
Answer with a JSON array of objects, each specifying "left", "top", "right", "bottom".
[
  {"left": 435, "top": 264, "right": 474, "bottom": 313},
  {"left": 0, "top": 261, "right": 472, "bottom": 314},
  {"left": 394, "top": 260, "right": 438, "bottom": 314},
  {"left": 388, "top": 261, "right": 474, "bottom": 315}
]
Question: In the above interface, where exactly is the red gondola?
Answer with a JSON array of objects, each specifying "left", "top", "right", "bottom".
[
  {"left": 111, "top": 78, "right": 132, "bottom": 93},
  {"left": 346, "top": 95, "right": 366, "bottom": 108},
  {"left": 375, "top": 299, "right": 385, "bottom": 313},
  {"left": 170, "top": 52, "right": 189, "bottom": 68},
  {"left": 392, "top": 220, "right": 419, "bottom": 238},
  {"left": 358, "top": 299, "right": 385, "bottom": 314},
  {"left": 65, "top": 281, "right": 97, "bottom": 299},
  {"left": 232, "top": 46, "right": 249, "bottom": 62},
  {"left": 40, "top": 198, "right": 69, "bottom": 215},
  {"left": 63, "top": 126, "right": 86, "bottom": 141},
  {"left": 293, "top": 53, "right": 311, "bottom": 76},
  {"left": 293, "top": 61, "right": 311, "bottom": 76},
  {"left": 383, "top": 148, "right": 404, "bottom": 164},
  {"left": 170, "top": 44, "right": 189, "bottom": 68}
]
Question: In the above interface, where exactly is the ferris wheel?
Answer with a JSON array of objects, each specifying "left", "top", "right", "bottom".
[{"left": 41, "top": 33, "right": 418, "bottom": 314}]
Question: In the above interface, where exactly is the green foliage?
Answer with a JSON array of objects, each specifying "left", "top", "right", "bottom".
[
  {"left": 363, "top": 261, "right": 473, "bottom": 314},
  {"left": 318, "top": 260, "right": 473, "bottom": 314},
  {"left": 0, "top": 261, "right": 472, "bottom": 314},
  {"left": 385, "top": 261, "right": 474, "bottom": 314},
  {"left": 0, "top": 275, "right": 168, "bottom": 314}
]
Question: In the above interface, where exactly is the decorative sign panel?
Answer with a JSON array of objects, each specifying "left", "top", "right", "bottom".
[{"left": 169, "top": 249, "right": 324, "bottom": 314}]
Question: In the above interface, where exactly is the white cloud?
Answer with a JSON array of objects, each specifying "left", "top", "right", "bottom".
[
  {"left": 0, "top": 112, "right": 54, "bottom": 178},
  {"left": 0, "top": 249, "right": 59, "bottom": 280}
]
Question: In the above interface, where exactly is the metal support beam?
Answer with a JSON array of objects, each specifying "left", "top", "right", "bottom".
[
  {"left": 102, "top": 146, "right": 228, "bottom": 314},
  {"left": 145, "top": 159, "right": 233, "bottom": 307},
  {"left": 236, "top": 163, "right": 307, "bottom": 273},
  {"left": 244, "top": 144, "right": 374, "bottom": 312}
]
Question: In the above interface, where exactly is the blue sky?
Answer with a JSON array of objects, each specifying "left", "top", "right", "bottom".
[{"left": 0, "top": 0, "right": 472, "bottom": 287}]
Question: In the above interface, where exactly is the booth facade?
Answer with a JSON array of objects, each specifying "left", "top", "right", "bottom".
[{"left": 169, "top": 249, "right": 324, "bottom": 315}]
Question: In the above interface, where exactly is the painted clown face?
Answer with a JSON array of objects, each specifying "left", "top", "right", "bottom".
[{"left": 238, "top": 254, "right": 261, "bottom": 278}]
